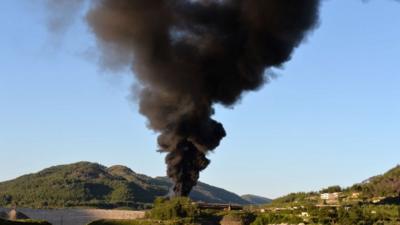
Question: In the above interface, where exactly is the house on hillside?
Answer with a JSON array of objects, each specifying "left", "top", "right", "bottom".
[
  {"left": 300, "top": 212, "right": 310, "bottom": 218},
  {"left": 372, "top": 197, "right": 386, "bottom": 203},
  {"left": 351, "top": 192, "right": 361, "bottom": 199},
  {"left": 320, "top": 192, "right": 341, "bottom": 204},
  {"left": 341, "top": 192, "right": 363, "bottom": 203}
]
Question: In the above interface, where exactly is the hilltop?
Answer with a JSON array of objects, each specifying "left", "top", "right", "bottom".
[{"left": 0, "top": 162, "right": 265, "bottom": 208}]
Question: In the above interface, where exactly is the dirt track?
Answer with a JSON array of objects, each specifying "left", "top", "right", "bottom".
[{"left": 0, "top": 208, "right": 145, "bottom": 225}]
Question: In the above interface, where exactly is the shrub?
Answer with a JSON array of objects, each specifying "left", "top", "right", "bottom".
[
  {"left": 147, "top": 197, "right": 198, "bottom": 220},
  {"left": 221, "top": 212, "right": 256, "bottom": 225},
  {"left": 251, "top": 213, "right": 303, "bottom": 225}
]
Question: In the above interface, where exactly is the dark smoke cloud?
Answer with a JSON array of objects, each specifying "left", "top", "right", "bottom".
[
  {"left": 84, "top": 0, "right": 320, "bottom": 197},
  {"left": 47, "top": 0, "right": 320, "bottom": 197}
]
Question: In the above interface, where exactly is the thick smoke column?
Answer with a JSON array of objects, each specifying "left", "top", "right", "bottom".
[{"left": 83, "top": 0, "right": 320, "bottom": 197}]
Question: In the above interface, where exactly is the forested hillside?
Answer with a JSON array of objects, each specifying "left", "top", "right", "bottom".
[{"left": 0, "top": 162, "right": 254, "bottom": 208}]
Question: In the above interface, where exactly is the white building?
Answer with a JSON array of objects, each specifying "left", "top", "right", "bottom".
[{"left": 320, "top": 192, "right": 340, "bottom": 201}]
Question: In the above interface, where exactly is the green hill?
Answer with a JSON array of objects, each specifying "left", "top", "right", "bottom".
[
  {"left": 270, "top": 165, "right": 400, "bottom": 206},
  {"left": 0, "top": 162, "right": 253, "bottom": 208},
  {"left": 151, "top": 177, "right": 249, "bottom": 205},
  {"left": 241, "top": 195, "right": 272, "bottom": 205},
  {"left": 349, "top": 165, "right": 400, "bottom": 198}
]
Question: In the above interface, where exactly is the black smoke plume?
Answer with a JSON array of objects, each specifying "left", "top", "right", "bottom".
[{"left": 48, "top": 0, "right": 320, "bottom": 197}]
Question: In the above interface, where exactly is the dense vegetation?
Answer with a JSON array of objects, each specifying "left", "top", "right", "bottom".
[
  {"left": 254, "top": 165, "right": 400, "bottom": 225},
  {"left": 348, "top": 165, "right": 400, "bottom": 199},
  {"left": 270, "top": 165, "right": 400, "bottom": 207},
  {"left": 82, "top": 204, "right": 400, "bottom": 225},
  {"left": 3, "top": 164, "right": 400, "bottom": 224},
  {"left": 250, "top": 205, "right": 400, "bottom": 225},
  {"left": 0, "top": 162, "right": 255, "bottom": 209},
  {"left": 89, "top": 197, "right": 221, "bottom": 225},
  {"left": 220, "top": 211, "right": 256, "bottom": 225},
  {"left": 0, "top": 162, "right": 163, "bottom": 209},
  {"left": 147, "top": 197, "right": 198, "bottom": 220},
  {"left": 251, "top": 213, "right": 303, "bottom": 225},
  {"left": 268, "top": 191, "right": 325, "bottom": 210}
]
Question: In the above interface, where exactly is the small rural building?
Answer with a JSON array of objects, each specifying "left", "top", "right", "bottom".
[
  {"left": 320, "top": 192, "right": 339, "bottom": 200},
  {"left": 320, "top": 192, "right": 342, "bottom": 204},
  {"left": 351, "top": 192, "right": 361, "bottom": 199},
  {"left": 300, "top": 212, "right": 310, "bottom": 217}
]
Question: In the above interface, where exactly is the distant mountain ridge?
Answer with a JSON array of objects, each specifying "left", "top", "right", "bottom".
[
  {"left": 0, "top": 162, "right": 270, "bottom": 208},
  {"left": 241, "top": 194, "right": 272, "bottom": 205}
]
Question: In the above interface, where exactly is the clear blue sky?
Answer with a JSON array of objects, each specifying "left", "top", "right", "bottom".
[{"left": 0, "top": 0, "right": 399, "bottom": 199}]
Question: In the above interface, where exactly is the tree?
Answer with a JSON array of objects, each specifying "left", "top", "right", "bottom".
[
  {"left": 320, "top": 186, "right": 342, "bottom": 193},
  {"left": 148, "top": 197, "right": 198, "bottom": 220}
]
